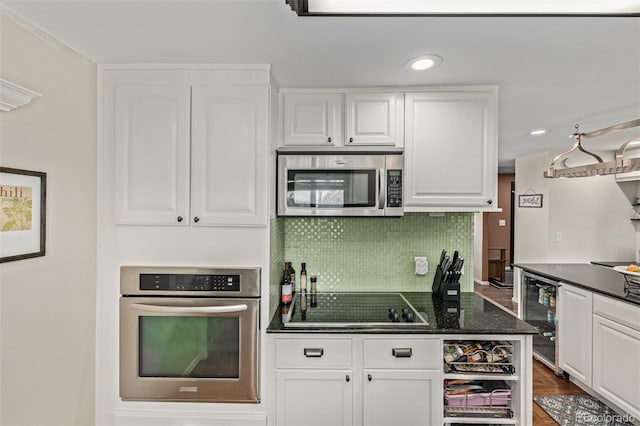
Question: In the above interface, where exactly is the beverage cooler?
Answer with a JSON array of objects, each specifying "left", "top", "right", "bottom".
[{"left": 521, "top": 271, "right": 562, "bottom": 374}]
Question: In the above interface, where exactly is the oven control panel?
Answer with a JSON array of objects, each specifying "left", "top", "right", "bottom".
[{"left": 140, "top": 274, "right": 240, "bottom": 292}]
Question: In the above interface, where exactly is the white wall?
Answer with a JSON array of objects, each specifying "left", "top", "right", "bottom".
[
  {"left": 515, "top": 151, "right": 636, "bottom": 263},
  {"left": 0, "top": 12, "right": 97, "bottom": 426}
]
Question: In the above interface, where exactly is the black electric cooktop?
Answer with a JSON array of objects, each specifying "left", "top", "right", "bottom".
[{"left": 283, "top": 292, "right": 428, "bottom": 328}]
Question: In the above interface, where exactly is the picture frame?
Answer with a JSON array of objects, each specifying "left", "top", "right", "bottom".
[
  {"left": 518, "top": 193, "right": 543, "bottom": 208},
  {"left": 0, "top": 167, "right": 46, "bottom": 263}
]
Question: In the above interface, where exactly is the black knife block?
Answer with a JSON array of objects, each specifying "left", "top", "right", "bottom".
[{"left": 432, "top": 265, "right": 461, "bottom": 301}]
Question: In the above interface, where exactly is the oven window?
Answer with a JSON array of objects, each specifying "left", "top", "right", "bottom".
[
  {"left": 286, "top": 169, "right": 376, "bottom": 208},
  {"left": 138, "top": 316, "right": 239, "bottom": 378}
]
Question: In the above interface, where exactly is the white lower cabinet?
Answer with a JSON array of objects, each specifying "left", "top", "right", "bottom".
[
  {"left": 273, "top": 336, "right": 441, "bottom": 426},
  {"left": 276, "top": 370, "right": 354, "bottom": 426},
  {"left": 558, "top": 283, "right": 593, "bottom": 386},
  {"left": 362, "top": 369, "right": 439, "bottom": 426},
  {"left": 592, "top": 295, "right": 640, "bottom": 420}
]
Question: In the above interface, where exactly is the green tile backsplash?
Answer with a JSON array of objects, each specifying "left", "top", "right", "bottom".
[
  {"left": 280, "top": 212, "right": 474, "bottom": 294},
  {"left": 269, "top": 216, "right": 285, "bottom": 316}
]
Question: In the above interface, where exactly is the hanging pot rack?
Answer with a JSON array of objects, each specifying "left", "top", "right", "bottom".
[{"left": 544, "top": 118, "right": 640, "bottom": 178}]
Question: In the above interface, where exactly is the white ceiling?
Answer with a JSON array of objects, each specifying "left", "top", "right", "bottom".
[{"left": 3, "top": 0, "right": 640, "bottom": 171}]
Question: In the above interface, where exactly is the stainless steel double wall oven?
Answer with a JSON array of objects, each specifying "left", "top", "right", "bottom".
[{"left": 119, "top": 266, "right": 261, "bottom": 403}]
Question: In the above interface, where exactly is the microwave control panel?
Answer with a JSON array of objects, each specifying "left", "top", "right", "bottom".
[
  {"left": 387, "top": 170, "right": 403, "bottom": 208},
  {"left": 140, "top": 274, "right": 241, "bottom": 292}
]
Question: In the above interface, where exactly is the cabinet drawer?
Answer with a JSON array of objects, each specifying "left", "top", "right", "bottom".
[
  {"left": 593, "top": 293, "right": 640, "bottom": 332},
  {"left": 275, "top": 338, "right": 352, "bottom": 369},
  {"left": 363, "top": 338, "right": 440, "bottom": 369}
]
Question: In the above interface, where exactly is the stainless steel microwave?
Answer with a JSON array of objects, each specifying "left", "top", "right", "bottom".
[{"left": 277, "top": 151, "right": 403, "bottom": 217}]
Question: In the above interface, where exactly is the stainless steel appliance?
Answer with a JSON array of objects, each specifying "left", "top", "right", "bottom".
[
  {"left": 521, "top": 271, "right": 562, "bottom": 374},
  {"left": 120, "top": 266, "right": 261, "bottom": 403},
  {"left": 277, "top": 151, "right": 403, "bottom": 217}
]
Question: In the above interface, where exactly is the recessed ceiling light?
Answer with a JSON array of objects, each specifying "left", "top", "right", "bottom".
[
  {"left": 530, "top": 129, "right": 547, "bottom": 135},
  {"left": 405, "top": 55, "right": 442, "bottom": 72}
]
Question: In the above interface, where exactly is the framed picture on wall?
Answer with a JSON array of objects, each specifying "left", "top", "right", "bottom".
[
  {"left": 0, "top": 167, "right": 47, "bottom": 263},
  {"left": 518, "top": 193, "right": 543, "bottom": 208}
]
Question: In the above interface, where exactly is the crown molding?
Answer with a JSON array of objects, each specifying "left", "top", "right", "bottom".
[{"left": 0, "top": 79, "right": 41, "bottom": 112}]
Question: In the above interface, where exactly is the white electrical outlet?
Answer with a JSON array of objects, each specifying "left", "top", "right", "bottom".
[
  {"left": 499, "top": 219, "right": 506, "bottom": 227},
  {"left": 414, "top": 256, "right": 428, "bottom": 275}
]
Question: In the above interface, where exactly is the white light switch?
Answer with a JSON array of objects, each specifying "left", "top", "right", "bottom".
[
  {"left": 555, "top": 232, "right": 563, "bottom": 242},
  {"left": 414, "top": 256, "right": 428, "bottom": 275},
  {"left": 498, "top": 219, "right": 506, "bottom": 227}
]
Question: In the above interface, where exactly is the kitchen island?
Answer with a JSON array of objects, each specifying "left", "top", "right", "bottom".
[
  {"left": 266, "top": 292, "right": 537, "bottom": 426},
  {"left": 515, "top": 262, "right": 640, "bottom": 306},
  {"left": 515, "top": 263, "right": 640, "bottom": 421}
]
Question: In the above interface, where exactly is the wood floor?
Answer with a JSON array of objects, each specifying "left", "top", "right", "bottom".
[
  {"left": 474, "top": 281, "right": 589, "bottom": 425},
  {"left": 532, "top": 358, "right": 589, "bottom": 424}
]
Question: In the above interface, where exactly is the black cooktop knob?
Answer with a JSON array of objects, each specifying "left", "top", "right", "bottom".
[
  {"left": 389, "top": 312, "right": 400, "bottom": 322},
  {"left": 405, "top": 312, "right": 415, "bottom": 322}
]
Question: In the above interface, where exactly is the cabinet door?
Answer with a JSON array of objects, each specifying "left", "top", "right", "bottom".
[
  {"left": 592, "top": 315, "right": 640, "bottom": 419},
  {"left": 276, "top": 370, "right": 353, "bottom": 426},
  {"left": 113, "top": 85, "right": 191, "bottom": 225},
  {"left": 404, "top": 90, "right": 498, "bottom": 209},
  {"left": 558, "top": 284, "right": 592, "bottom": 385},
  {"left": 362, "top": 370, "right": 440, "bottom": 426},
  {"left": 345, "top": 93, "right": 404, "bottom": 147},
  {"left": 282, "top": 93, "right": 342, "bottom": 146},
  {"left": 191, "top": 85, "right": 268, "bottom": 226}
]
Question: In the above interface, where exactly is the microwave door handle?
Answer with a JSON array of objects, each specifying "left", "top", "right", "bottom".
[
  {"left": 130, "top": 303, "right": 248, "bottom": 314},
  {"left": 378, "top": 167, "right": 386, "bottom": 210}
]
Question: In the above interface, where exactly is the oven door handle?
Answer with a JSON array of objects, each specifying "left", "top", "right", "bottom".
[{"left": 130, "top": 303, "right": 248, "bottom": 314}]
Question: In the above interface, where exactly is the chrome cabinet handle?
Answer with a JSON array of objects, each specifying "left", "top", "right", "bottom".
[
  {"left": 345, "top": 375, "right": 350, "bottom": 383},
  {"left": 392, "top": 348, "right": 413, "bottom": 358},
  {"left": 348, "top": 137, "right": 354, "bottom": 143},
  {"left": 177, "top": 216, "right": 183, "bottom": 223},
  {"left": 327, "top": 137, "right": 332, "bottom": 143},
  {"left": 193, "top": 216, "right": 200, "bottom": 223},
  {"left": 368, "top": 374, "right": 372, "bottom": 382},
  {"left": 487, "top": 199, "right": 493, "bottom": 205},
  {"left": 130, "top": 303, "right": 247, "bottom": 314},
  {"left": 304, "top": 348, "right": 324, "bottom": 358}
]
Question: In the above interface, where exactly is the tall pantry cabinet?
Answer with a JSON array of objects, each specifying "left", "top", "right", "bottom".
[{"left": 102, "top": 66, "right": 270, "bottom": 227}]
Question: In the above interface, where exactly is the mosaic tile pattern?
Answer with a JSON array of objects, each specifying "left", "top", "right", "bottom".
[
  {"left": 282, "top": 213, "right": 474, "bottom": 293},
  {"left": 269, "top": 217, "right": 285, "bottom": 316}
]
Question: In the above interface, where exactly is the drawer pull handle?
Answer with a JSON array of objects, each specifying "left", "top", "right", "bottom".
[
  {"left": 392, "top": 348, "right": 413, "bottom": 358},
  {"left": 346, "top": 374, "right": 350, "bottom": 383},
  {"left": 368, "top": 374, "right": 372, "bottom": 382},
  {"left": 304, "top": 348, "right": 324, "bottom": 358}
]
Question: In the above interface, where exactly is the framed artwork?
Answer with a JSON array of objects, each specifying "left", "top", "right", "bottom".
[
  {"left": 0, "top": 167, "right": 46, "bottom": 262},
  {"left": 518, "top": 193, "right": 543, "bottom": 208}
]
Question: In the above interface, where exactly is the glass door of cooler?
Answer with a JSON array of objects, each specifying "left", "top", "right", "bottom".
[{"left": 521, "top": 272, "right": 561, "bottom": 373}]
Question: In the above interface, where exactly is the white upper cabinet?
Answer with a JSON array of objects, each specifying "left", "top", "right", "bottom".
[
  {"left": 191, "top": 85, "right": 268, "bottom": 226},
  {"left": 282, "top": 92, "right": 343, "bottom": 146},
  {"left": 113, "top": 85, "right": 192, "bottom": 225},
  {"left": 404, "top": 88, "right": 498, "bottom": 210},
  {"left": 280, "top": 91, "right": 404, "bottom": 148},
  {"left": 345, "top": 93, "right": 404, "bottom": 147},
  {"left": 105, "top": 67, "right": 270, "bottom": 227}
]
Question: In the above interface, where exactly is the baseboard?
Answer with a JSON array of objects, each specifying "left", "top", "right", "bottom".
[{"left": 474, "top": 278, "right": 490, "bottom": 286}]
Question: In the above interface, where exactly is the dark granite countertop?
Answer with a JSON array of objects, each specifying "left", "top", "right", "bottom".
[
  {"left": 267, "top": 292, "right": 538, "bottom": 335},
  {"left": 515, "top": 263, "right": 640, "bottom": 306}
]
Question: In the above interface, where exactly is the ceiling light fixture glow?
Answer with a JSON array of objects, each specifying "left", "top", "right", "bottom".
[
  {"left": 405, "top": 55, "right": 442, "bottom": 72},
  {"left": 530, "top": 129, "right": 547, "bottom": 135},
  {"left": 294, "top": 0, "right": 640, "bottom": 16}
]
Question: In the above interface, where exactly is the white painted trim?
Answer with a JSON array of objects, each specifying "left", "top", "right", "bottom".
[
  {"left": 0, "top": 78, "right": 41, "bottom": 111},
  {"left": 279, "top": 85, "right": 499, "bottom": 94}
]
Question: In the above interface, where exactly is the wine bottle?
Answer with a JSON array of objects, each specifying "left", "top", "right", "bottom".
[
  {"left": 281, "top": 263, "right": 292, "bottom": 305},
  {"left": 300, "top": 262, "right": 307, "bottom": 294}
]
